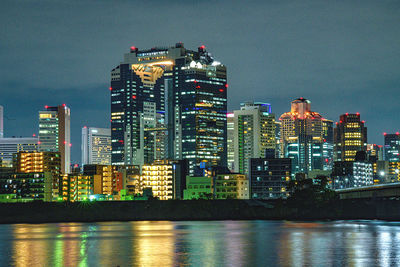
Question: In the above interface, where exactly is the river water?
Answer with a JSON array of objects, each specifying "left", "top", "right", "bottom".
[{"left": 0, "top": 220, "right": 399, "bottom": 266}]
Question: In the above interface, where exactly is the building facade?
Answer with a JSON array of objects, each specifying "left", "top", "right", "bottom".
[
  {"left": 110, "top": 43, "right": 227, "bottom": 174},
  {"left": 233, "top": 102, "right": 276, "bottom": 175},
  {"left": 38, "top": 105, "right": 71, "bottom": 174},
  {"left": 384, "top": 133, "right": 400, "bottom": 162},
  {"left": 183, "top": 176, "right": 213, "bottom": 200},
  {"left": 249, "top": 156, "right": 291, "bottom": 199},
  {"left": 0, "top": 137, "right": 38, "bottom": 167},
  {"left": 82, "top": 127, "right": 111, "bottom": 166},
  {"left": 334, "top": 113, "right": 367, "bottom": 162},
  {"left": 0, "top": 172, "right": 52, "bottom": 201},
  {"left": 214, "top": 174, "right": 249, "bottom": 199},
  {"left": 140, "top": 159, "right": 187, "bottom": 200},
  {"left": 279, "top": 98, "right": 325, "bottom": 174},
  {"left": 14, "top": 151, "right": 61, "bottom": 197},
  {"left": 61, "top": 174, "right": 93, "bottom": 202},
  {"left": 227, "top": 112, "right": 235, "bottom": 171}
]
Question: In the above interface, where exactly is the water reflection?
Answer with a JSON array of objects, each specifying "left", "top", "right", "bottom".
[{"left": 0, "top": 220, "right": 400, "bottom": 266}]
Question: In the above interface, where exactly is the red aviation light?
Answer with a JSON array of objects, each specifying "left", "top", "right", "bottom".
[
  {"left": 109, "top": 87, "right": 113, "bottom": 91},
  {"left": 361, "top": 120, "right": 365, "bottom": 123},
  {"left": 200, "top": 45, "right": 206, "bottom": 50},
  {"left": 83, "top": 126, "right": 87, "bottom": 128},
  {"left": 32, "top": 133, "right": 36, "bottom": 137},
  {"left": 62, "top": 104, "right": 66, "bottom": 107},
  {"left": 69, "top": 143, "right": 72, "bottom": 147},
  {"left": 339, "top": 120, "right": 342, "bottom": 123},
  {"left": 130, "top": 46, "right": 136, "bottom": 50},
  {"left": 44, "top": 105, "right": 49, "bottom": 109},
  {"left": 335, "top": 122, "right": 339, "bottom": 125},
  {"left": 397, "top": 132, "right": 400, "bottom": 135},
  {"left": 345, "top": 113, "right": 349, "bottom": 116},
  {"left": 225, "top": 84, "right": 229, "bottom": 88},
  {"left": 219, "top": 89, "right": 224, "bottom": 92},
  {"left": 193, "top": 80, "right": 197, "bottom": 83},
  {"left": 356, "top": 112, "right": 360, "bottom": 116},
  {"left": 132, "top": 95, "right": 136, "bottom": 99},
  {"left": 38, "top": 141, "right": 41, "bottom": 145},
  {"left": 64, "top": 141, "right": 67, "bottom": 144},
  {"left": 384, "top": 132, "right": 387, "bottom": 136},
  {"left": 196, "top": 86, "right": 201, "bottom": 89}
]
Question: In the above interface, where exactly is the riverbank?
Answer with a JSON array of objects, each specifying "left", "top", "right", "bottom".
[{"left": 1, "top": 199, "right": 399, "bottom": 224}]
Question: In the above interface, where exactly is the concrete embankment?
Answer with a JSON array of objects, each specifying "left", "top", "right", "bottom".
[{"left": 1, "top": 199, "right": 400, "bottom": 224}]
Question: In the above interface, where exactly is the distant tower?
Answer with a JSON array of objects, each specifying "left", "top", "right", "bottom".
[
  {"left": 279, "top": 98, "right": 325, "bottom": 174},
  {"left": 82, "top": 127, "right": 111, "bottom": 165},
  {"left": 334, "top": 113, "right": 367, "bottom": 162},
  {"left": 38, "top": 105, "right": 71, "bottom": 174},
  {"left": 0, "top": 105, "right": 3, "bottom": 138},
  {"left": 384, "top": 133, "right": 400, "bottom": 162},
  {"left": 233, "top": 102, "right": 276, "bottom": 175}
]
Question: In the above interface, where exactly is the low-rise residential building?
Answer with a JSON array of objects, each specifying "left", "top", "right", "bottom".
[
  {"left": 183, "top": 176, "right": 213, "bottom": 200},
  {"left": 214, "top": 174, "right": 249, "bottom": 199}
]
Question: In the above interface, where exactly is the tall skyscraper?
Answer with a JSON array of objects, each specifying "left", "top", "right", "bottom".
[
  {"left": 0, "top": 105, "right": 3, "bottom": 138},
  {"left": 111, "top": 43, "right": 227, "bottom": 174},
  {"left": 279, "top": 98, "right": 325, "bottom": 174},
  {"left": 384, "top": 133, "right": 400, "bottom": 162},
  {"left": 233, "top": 102, "right": 276, "bottom": 175},
  {"left": 334, "top": 113, "right": 367, "bottom": 162},
  {"left": 227, "top": 112, "right": 235, "bottom": 171},
  {"left": 38, "top": 105, "right": 71, "bottom": 174},
  {"left": 82, "top": 127, "right": 111, "bottom": 165}
]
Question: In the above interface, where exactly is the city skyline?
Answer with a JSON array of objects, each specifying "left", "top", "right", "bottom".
[{"left": 1, "top": 1, "right": 400, "bottom": 164}]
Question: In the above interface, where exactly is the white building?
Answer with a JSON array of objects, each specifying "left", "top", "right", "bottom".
[
  {"left": 38, "top": 105, "right": 71, "bottom": 174},
  {"left": 82, "top": 127, "right": 111, "bottom": 165},
  {"left": 233, "top": 102, "right": 276, "bottom": 175}
]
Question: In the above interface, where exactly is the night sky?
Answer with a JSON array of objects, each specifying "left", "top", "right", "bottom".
[{"left": 1, "top": 0, "right": 399, "bottom": 164}]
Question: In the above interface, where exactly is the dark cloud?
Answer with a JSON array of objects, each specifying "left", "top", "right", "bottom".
[{"left": 1, "top": 0, "right": 399, "bottom": 163}]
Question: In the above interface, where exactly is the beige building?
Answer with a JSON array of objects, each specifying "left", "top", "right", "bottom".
[{"left": 214, "top": 174, "right": 249, "bottom": 199}]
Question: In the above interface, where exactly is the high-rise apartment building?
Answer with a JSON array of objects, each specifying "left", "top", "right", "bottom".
[
  {"left": 384, "top": 133, "right": 400, "bottom": 162},
  {"left": 140, "top": 159, "right": 187, "bottom": 200},
  {"left": 83, "top": 165, "right": 116, "bottom": 195},
  {"left": 110, "top": 43, "right": 227, "bottom": 174},
  {"left": 13, "top": 151, "right": 61, "bottom": 196},
  {"left": 0, "top": 105, "right": 3, "bottom": 138},
  {"left": 38, "top": 105, "right": 71, "bottom": 173},
  {"left": 279, "top": 98, "right": 325, "bottom": 174},
  {"left": 334, "top": 113, "right": 367, "bottom": 162},
  {"left": 249, "top": 155, "right": 291, "bottom": 199},
  {"left": 82, "top": 127, "right": 111, "bottom": 166},
  {"left": 0, "top": 137, "right": 38, "bottom": 167},
  {"left": 227, "top": 112, "right": 235, "bottom": 171},
  {"left": 233, "top": 102, "right": 276, "bottom": 175}
]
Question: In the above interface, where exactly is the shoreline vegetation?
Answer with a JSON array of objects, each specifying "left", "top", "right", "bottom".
[{"left": 1, "top": 198, "right": 400, "bottom": 224}]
